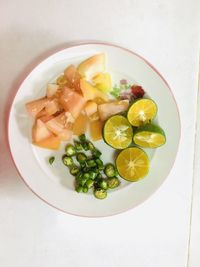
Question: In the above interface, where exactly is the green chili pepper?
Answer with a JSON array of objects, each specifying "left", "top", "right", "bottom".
[
  {"left": 65, "top": 144, "right": 76, "bottom": 156},
  {"left": 49, "top": 156, "right": 55, "bottom": 165}
]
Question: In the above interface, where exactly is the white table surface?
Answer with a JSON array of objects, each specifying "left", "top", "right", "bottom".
[{"left": 0, "top": 1, "right": 199, "bottom": 266}]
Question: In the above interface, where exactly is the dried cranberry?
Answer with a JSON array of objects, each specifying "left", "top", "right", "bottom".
[{"left": 131, "top": 85, "right": 145, "bottom": 98}]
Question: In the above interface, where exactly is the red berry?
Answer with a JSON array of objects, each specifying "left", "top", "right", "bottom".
[{"left": 131, "top": 85, "right": 145, "bottom": 98}]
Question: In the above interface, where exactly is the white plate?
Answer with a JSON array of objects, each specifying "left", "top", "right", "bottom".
[{"left": 8, "top": 43, "right": 180, "bottom": 217}]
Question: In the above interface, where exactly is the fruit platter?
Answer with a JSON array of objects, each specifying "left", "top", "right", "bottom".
[{"left": 8, "top": 43, "right": 180, "bottom": 216}]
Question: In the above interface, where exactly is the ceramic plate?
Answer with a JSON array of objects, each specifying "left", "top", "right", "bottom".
[{"left": 8, "top": 43, "right": 180, "bottom": 217}]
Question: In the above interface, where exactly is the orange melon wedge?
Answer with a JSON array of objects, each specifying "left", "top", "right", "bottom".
[
  {"left": 26, "top": 98, "right": 49, "bottom": 117},
  {"left": 73, "top": 113, "right": 88, "bottom": 136},
  {"left": 78, "top": 53, "right": 105, "bottom": 80},
  {"left": 33, "top": 136, "right": 61, "bottom": 150},
  {"left": 90, "top": 120, "right": 103, "bottom": 141}
]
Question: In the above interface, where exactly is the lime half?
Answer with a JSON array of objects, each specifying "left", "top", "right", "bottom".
[
  {"left": 133, "top": 123, "right": 166, "bottom": 148},
  {"left": 103, "top": 115, "right": 133, "bottom": 149},
  {"left": 116, "top": 147, "right": 149, "bottom": 182},
  {"left": 127, "top": 99, "right": 157, "bottom": 126}
]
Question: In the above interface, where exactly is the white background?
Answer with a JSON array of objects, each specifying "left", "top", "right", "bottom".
[{"left": 0, "top": 1, "right": 199, "bottom": 266}]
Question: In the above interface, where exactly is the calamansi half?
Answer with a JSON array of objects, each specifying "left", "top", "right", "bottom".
[
  {"left": 133, "top": 123, "right": 166, "bottom": 148},
  {"left": 116, "top": 147, "right": 149, "bottom": 182},
  {"left": 127, "top": 99, "right": 157, "bottom": 126},
  {"left": 103, "top": 115, "right": 133, "bottom": 149}
]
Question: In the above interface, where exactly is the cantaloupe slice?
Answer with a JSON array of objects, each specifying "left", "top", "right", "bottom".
[
  {"left": 45, "top": 98, "right": 60, "bottom": 115},
  {"left": 32, "top": 119, "right": 52, "bottom": 142},
  {"left": 59, "top": 87, "right": 86, "bottom": 118},
  {"left": 33, "top": 136, "right": 61, "bottom": 150},
  {"left": 88, "top": 112, "right": 100, "bottom": 121},
  {"left": 36, "top": 108, "right": 48, "bottom": 118},
  {"left": 26, "top": 98, "right": 49, "bottom": 117},
  {"left": 80, "top": 79, "right": 108, "bottom": 102},
  {"left": 64, "top": 65, "right": 81, "bottom": 92},
  {"left": 46, "top": 112, "right": 70, "bottom": 135},
  {"left": 73, "top": 113, "right": 88, "bottom": 136},
  {"left": 39, "top": 115, "right": 55, "bottom": 123},
  {"left": 98, "top": 100, "right": 129, "bottom": 121},
  {"left": 46, "top": 84, "right": 59, "bottom": 98},
  {"left": 78, "top": 53, "right": 105, "bottom": 80},
  {"left": 84, "top": 101, "right": 97, "bottom": 117},
  {"left": 90, "top": 120, "right": 103, "bottom": 141},
  {"left": 57, "top": 129, "right": 73, "bottom": 141}
]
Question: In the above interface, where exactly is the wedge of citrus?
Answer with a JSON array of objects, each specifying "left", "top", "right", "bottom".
[
  {"left": 127, "top": 99, "right": 157, "bottom": 126},
  {"left": 103, "top": 115, "right": 133, "bottom": 149},
  {"left": 133, "top": 123, "right": 166, "bottom": 148},
  {"left": 116, "top": 147, "right": 149, "bottom": 181}
]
